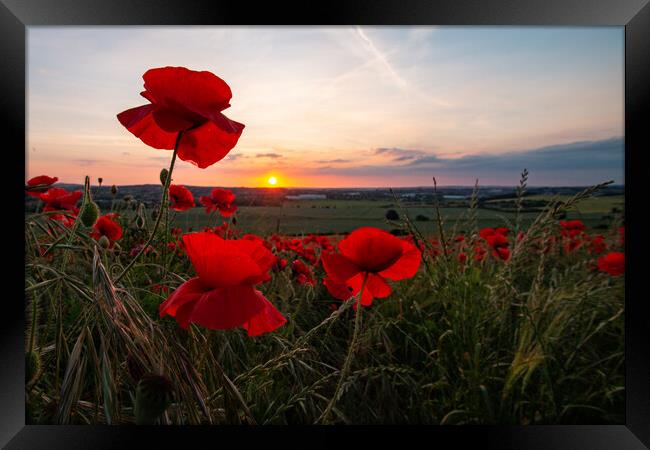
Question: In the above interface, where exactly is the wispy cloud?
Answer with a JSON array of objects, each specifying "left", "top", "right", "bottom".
[
  {"left": 316, "top": 158, "right": 352, "bottom": 164},
  {"left": 256, "top": 152, "right": 283, "bottom": 159},
  {"left": 75, "top": 159, "right": 101, "bottom": 167},
  {"left": 355, "top": 27, "right": 407, "bottom": 88},
  {"left": 375, "top": 147, "right": 428, "bottom": 161}
]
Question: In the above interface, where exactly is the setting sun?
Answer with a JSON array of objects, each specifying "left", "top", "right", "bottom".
[{"left": 267, "top": 176, "right": 278, "bottom": 186}]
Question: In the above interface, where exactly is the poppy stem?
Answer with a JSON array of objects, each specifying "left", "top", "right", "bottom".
[
  {"left": 318, "top": 272, "right": 369, "bottom": 425},
  {"left": 115, "top": 132, "right": 183, "bottom": 284}
]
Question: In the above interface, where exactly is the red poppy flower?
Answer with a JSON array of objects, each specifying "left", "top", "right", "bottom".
[
  {"left": 560, "top": 220, "right": 586, "bottom": 238},
  {"left": 159, "top": 232, "right": 286, "bottom": 335},
  {"left": 91, "top": 213, "right": 123, "bottom": 246},
  {"left": 241, "top": 233, "right": 266, "bottom": 246},
  {"left": 474, "top": 245, "right": 487, "bottom": 262},
  {"left": 479, "top": 227, "right": 508, "bottom": 239},
  {"left": 50, "top": 213, "right": 76, "bottom": 228},
  {"left": 484, "top": 233, "right": 508, "bottom": 249},
  {"left": 493, "top": 247, "right": 511, "bottom": 261},
  {"left": 272, "top": 257, "right": 288, "bottom": 272},
  {"left": 321, "top": 227, "right": 421, "bottom": 307},
  {"left": 291, "top": 259, "right": 315, "bottom": 286},
  {"left": 26, "top": 175, "right": 58, "bottom": 197},
  {"left": 200, "top": 188, "right": 237, "bottom": 217},
  {"left": 39, "top": 187, "right": 82, "bottom": 213},
  {"left": 597, "top": 252, "right": 625, "bottom": 276},
  {"left": 588, "top": 235, "right": 608, "bottom": 255},
  {"left": 117, "top": 66, "right": 245, "bottom": 169},
  {"left": 480, "top": 227, "right": 510, "bottom": 261},
  {"left": 169, "top": 184, "right": 195, "bottom": 211}
]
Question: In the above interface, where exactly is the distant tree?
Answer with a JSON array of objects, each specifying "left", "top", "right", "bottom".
[
  {"left": 415, "top": 214, "right": 430, "bottom": 222},
  {"left": 385, "top": 209, "right": 400, "bottom": 221}
]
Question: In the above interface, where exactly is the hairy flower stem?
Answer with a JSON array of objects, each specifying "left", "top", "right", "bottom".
[
  {"left": 319, "top": 273, "right": 368, "bottom": 424},
  {"left": 115, "top": 132, "right": 182, "bottom": 284},
  {"left": 28, "top": 293, "right": 39, "bottom": 354}
]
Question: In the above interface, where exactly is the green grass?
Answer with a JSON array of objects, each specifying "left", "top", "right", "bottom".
[
  {"left": 170, "top": 195, "right": 622, "bottom": 236},
  {"left": 24, "top": 186, "right": 625, "bottom": 425}
]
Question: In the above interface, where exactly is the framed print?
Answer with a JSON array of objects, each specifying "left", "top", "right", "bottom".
[{"left": 2, "top": 0, "right": 649, "bottom": 448}]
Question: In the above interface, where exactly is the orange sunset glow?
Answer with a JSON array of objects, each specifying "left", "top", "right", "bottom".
[{"left": 26, "top": 27, "right": 624, "bottom": 187}]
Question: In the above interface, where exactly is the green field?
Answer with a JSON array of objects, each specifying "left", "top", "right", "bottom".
[{"left": 171, "top": 195, "right": 624, "bottom": 236}]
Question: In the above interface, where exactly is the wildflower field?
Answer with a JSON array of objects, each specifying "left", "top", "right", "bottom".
[{"left": 24, "top": 67, "right": 625, "bottom": 425}]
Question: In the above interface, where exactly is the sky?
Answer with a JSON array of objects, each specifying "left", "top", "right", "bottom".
[{"left": 26, "top": 26, "right": 624, "bottom": 188}]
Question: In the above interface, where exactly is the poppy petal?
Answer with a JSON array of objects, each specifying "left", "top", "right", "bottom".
[
  {"left": 177, "top": 118, "right": 244, "bottom": 169},
  {"left": 321, "top": 252, "right": 362, "bottom": 282},
  {"left": 346, "top": 273, "right": 375, "bottom": 307},
  {"left": 218, "top": 204, "right": 238, "bottom": 217},
  {"left": 338, "top": 227, "right": 404, "bottom": 272},
  {"left": 182, "top": 232, "right": 264, "bottom": 288},
  {"left": 159, "top": 277, "right": 208, "bottom": 318},
  {"left": 242, "top": 294, "right": 287, "bottom": 336},
  {"left": 323, "top": 277, "right": 355, "bottom": 301},
  {"left": 152, "top": 108, "right": 195, "bottom": 132},
  {"left": 366, "top": 273, "right": 392, "bottom": 298},
  {"left": 117, "top": 104, "right": 178, "bottom": 149},
  {"left": 379, "top": 241, "right": 422, "bottom": 281},
  {"left": 143, "top": 66, "right": 233, "bottom": 120},
  {"left": 231, "top": 239, "right": 277, "bottom": 277},
  {"left": 185, "top": 285, "right": 266, "bottom": 330}
]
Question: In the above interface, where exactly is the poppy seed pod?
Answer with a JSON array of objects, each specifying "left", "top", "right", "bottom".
[
  {"left": 98, "top": 177, "right": 103, "bottom": 186},
  {"left": 79, "top": 176, "right": 100, "bottom": 226},
  {"left": 25, "top": 351, "right": 41, "bottom": 385},
  {"left": 79, "top": 200, "right": 100, "bottom": 227},
  {"left": 134, "top": 373, "right": 174, "bottom": 425},
  {"left": 160, "top": 168, "right": 169, "bottom": 186},
  {"left": 98, "top": 235, "right": 111, "bottom": 249}
]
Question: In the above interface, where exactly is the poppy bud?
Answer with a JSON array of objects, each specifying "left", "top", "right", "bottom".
[
  {"left": 160, "top": 168, "right": 169, "bottom": 186},
  {"left": 111, "top": 185, "right": 118, "bottom": 196},
  {"left": 25, "top": 351, "right": 41, "bottom": 385},
  {"left": 98, "top": 177, "right": 103, "bottom": 186},
  {"left": 79, "top": 200, "right": 100, "bottom": 227},
  {"left": 134, "top": 373, "right": 174, "bottom": 425},
  {"left": 98, "top": 235, "right": 110, "bottom": 249},
  {"left": 136, "top": 203, "right": 147, "bottom": 229}
]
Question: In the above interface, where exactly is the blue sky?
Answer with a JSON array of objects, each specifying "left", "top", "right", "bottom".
[{"left": 27, "top": 26, "right": 624, "bottom": 187}]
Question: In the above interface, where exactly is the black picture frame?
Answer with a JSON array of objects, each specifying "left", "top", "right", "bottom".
[{"left": 3, "top": 0, "right": 649, "bottom": 448}]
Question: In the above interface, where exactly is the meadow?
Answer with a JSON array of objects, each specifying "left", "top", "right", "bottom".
[
  {"left": 24, "top": 178, "right": 625, "bottom": 425},
  {"left": 167, "top": 194, "right": 623, "bottom": 236}
]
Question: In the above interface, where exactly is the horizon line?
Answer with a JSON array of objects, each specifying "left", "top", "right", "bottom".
[{"left": 49, "top": 181, "right": 624, "bottom": 190}]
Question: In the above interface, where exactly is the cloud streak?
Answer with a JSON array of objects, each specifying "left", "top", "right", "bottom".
[
  {"left": 306, "top": 137, "right": 624, "bottom": 185},
  {"left": 355, "top": 27, "right": 407, "bottom": 88}
]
